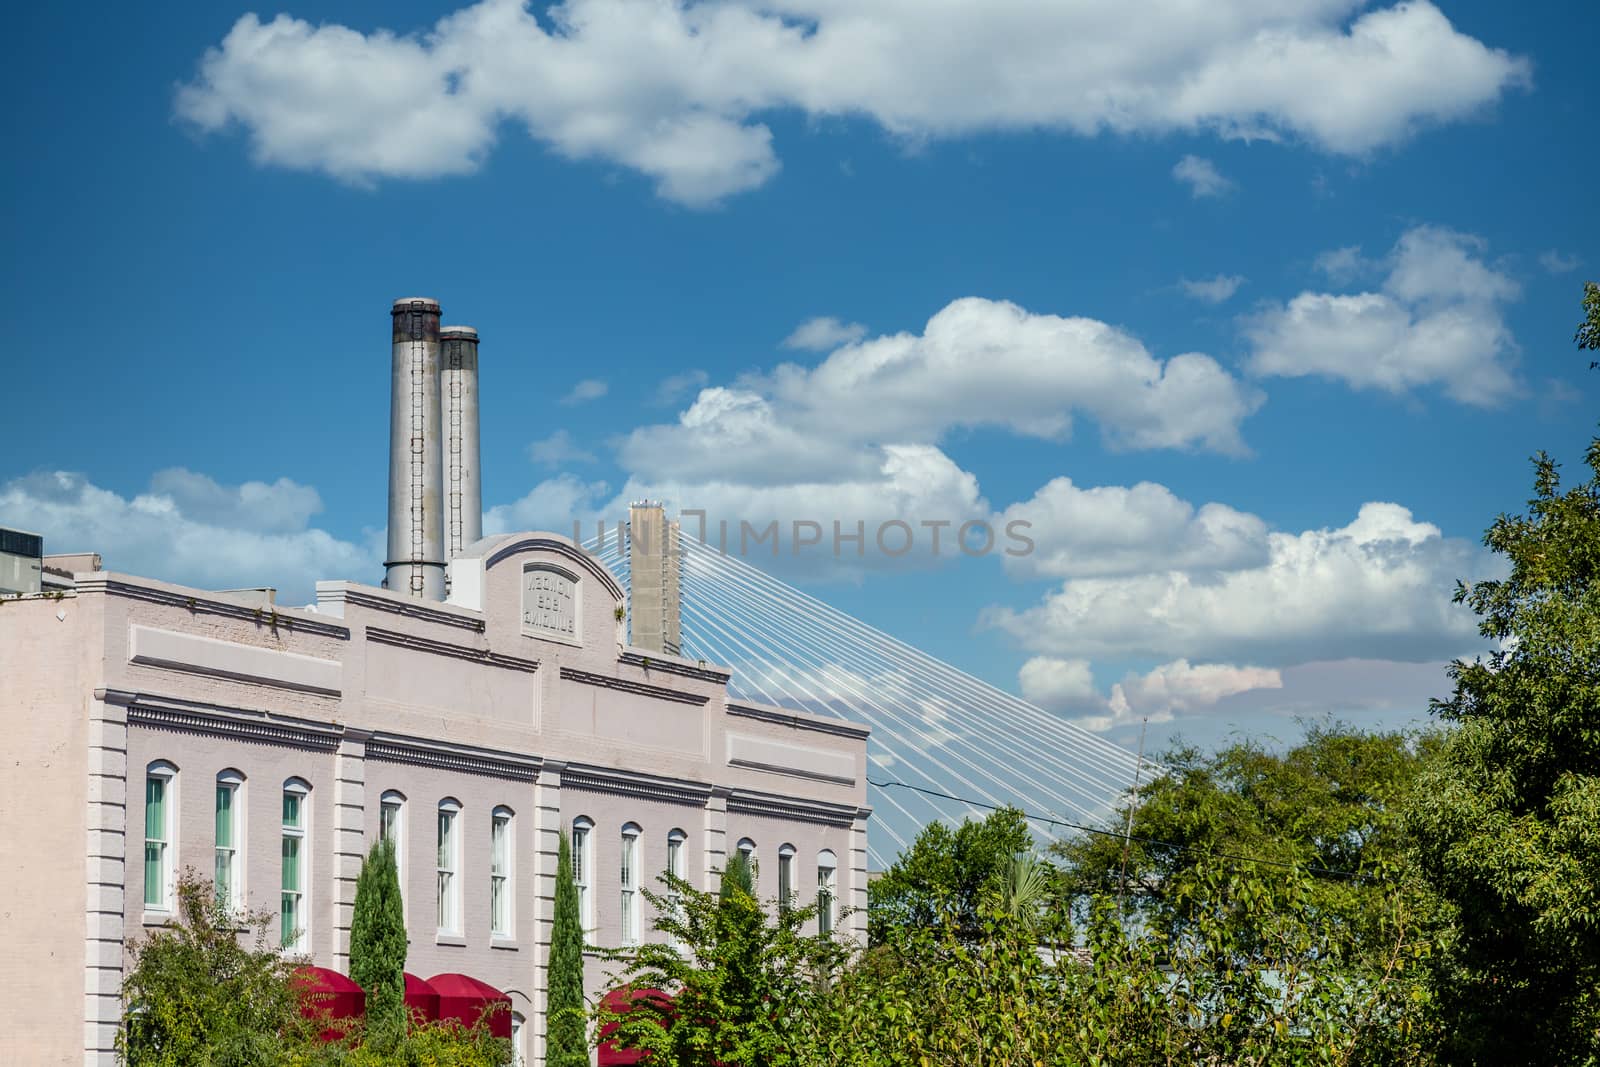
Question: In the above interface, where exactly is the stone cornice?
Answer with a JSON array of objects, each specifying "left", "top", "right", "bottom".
[
  {"left": 77, "top": 576, "right": 349, "bottom": 639},
  {"left": 331, "top": 586, "right": 484, "bottom": 633},
  {"left": 121, "top": 694, "right": 344, "bottom": 752},
  {"left": 366, "top": 626, "right": 540, "bottom": 673},
  {"left": 727, "top": 788, "right": 863, "bottom": 828},
  {"left": 618, "top": 651, "right": 730, "bottom": 684},
  {"left": 482, "top": 535, "right": 625, "bottom": 602},
  {"left": 726, "top": 702, "right": 871, "bottom": 740},
  {"left": 562, "top": 763, "right": 716, "bottom": 807},
  {"left": 366, "top": 731, "right": 542, "bottom": 782},
  {"left": 559, "top": 666, "right": 710, "bottom": 706}
]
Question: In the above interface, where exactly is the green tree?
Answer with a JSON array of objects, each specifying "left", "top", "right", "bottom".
[
  {"left": 1408, "top": 435, "right": 1600, "bottom": 1064},
  {"left": 1057, "top": 722, "right": 1441, "bottom": 959},
  {"left": 546, "top": 831, "right": 587, "bottom": 1067},
  {"left": 1579, "top": 280, "right": 1600, "bottom": 367},
  {"left": 348, "top": 837, "right": 406, "bottom": 1038},
  {"left": 866, "top": 805, "right": 1032, "bottom": 943},
  {"left": 118, "top": 873, "right": 303, "bottom": 1066}
]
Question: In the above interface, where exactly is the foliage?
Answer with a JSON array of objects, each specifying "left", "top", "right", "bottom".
[
  {"left": 1407, "top": 435, "right": 1600, "bottom": 1065},
  {"left": 1056, "top": 722, "right": 1442, "bottom": 961},
  {"left": 1578, "top": 280, "right": 1600, "bottom": 364},
  {"left": 347, "top": 837, "right": 406, "bottom": 1038},
  {"left": 547, "top": 830, "right": 587, "bottom": 1067},
  {"left": 598, "top": 864, "right": 850, "bottom": 1067},
  {"left": 283, "top": 1018, "right": 511, "bottom": 1067},
  {"left": 118, "top": 872, "right": 304, "bottom": 1066},
  {"left": 867, "top": 805, "right": 1032, "bottom": 942}
]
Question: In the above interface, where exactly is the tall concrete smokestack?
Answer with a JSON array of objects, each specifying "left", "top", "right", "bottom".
[
  {"left": 386, "top": 297, "right": 447, "bottom": 600},
  {"left": 440, "top": 325, "right": 482, "bottom": 561}
]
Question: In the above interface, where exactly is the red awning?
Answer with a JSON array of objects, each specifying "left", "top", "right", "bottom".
[
  {"left": 293, "top": 965, "right": 365, "bottom": 1043},
  {"left": 597, "top": 987, "right": 674, "bottom": 1065},
  {"left": 427, "top": 972, "right": 513, "bottom": 1038},
  {"left": 404, "top": 972, "right": 440, "bottom": 1024}
]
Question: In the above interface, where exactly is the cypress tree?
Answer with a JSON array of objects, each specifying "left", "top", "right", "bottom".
[
  {"left": 548, "top": 830, "right": 587, "bottom": 1067},
  {"left": 348, "top": 836, "right": 407, "bottom": 1038}
]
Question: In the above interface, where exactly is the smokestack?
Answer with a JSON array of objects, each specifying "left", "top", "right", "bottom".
[
  {"left": 440, "top": 325, "right": 482, "bottom": 561},
  {"left": 386, "top": 297, "right": 447, "bottom": 601}
]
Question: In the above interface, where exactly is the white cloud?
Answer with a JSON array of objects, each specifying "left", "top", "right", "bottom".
[
  {"left": 1, "top": 470, "right": 375, "bottom": 602},
  {"left": 1180, "top": 274, "right": 1246, "bottom": 303},
  {"left": 624, "top": 297, "right": 1262, "bottom": 489},
  {"left": 177, "top": 0, "right": 1528, "bottom": 205},
  {"left": 783, "top": 316, "right": 868, "bottom": 351},
  {"left": 1539, "top": 249, "right": 1583, "bottom": 275},
  {"left": 1019, "top": 654, "right": 1283, "bottom": 732},
  {"left": 527, "top": 429, "right": 596, "bottom": 468},
  {"left": 1312, "top": 244, "right": 1377, "bottom": 283},
  {"left": 1000, "top": 477, "right": 1268, "bottom": 580},
  {"left": 1172, "top": 155, "right": 1234, "bottom": 198},
  {"left": 986, "top": 501, "right": 1483, "bottom": 667},
  {"left": 484, "top": 472, "right": 611, "bottom": 536},
  {"left": 655, "top": 368, "right": 709, "bottom": 404},
  {"left": 1247, "top": 224, "right": 1521, "bottom": 405},
  {"left": 561, "top": 378, "right": 609, "bottom": 404}
]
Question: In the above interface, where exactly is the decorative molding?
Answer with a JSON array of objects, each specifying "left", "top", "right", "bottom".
[
  {"left": 483, "top": 535, "right": 625, "bottom": 602},
  {"left": 333, "top": 586, "right": 484, "bottom": 632},
  {"left": 560, "top": 666, "right": 709, "bottom": 706},
  {"left": 366, "top": 731, "right": 542, "bottom": 782},
  {"left": 726, "top": 703, "right": 871, "bottom": 740},
  {"left": 619, "top": 651, "right": 730, "bottom": 684},
  {"left": 562, "top": 763, "right": 715, "bottom": 807},
  {"left": 129, "top": 624, "right": 343, "bottom": 696},
  {"left": 366, "top": 626, "right": 540, "bottom": 673},
  {"left": 76, "top": 575, "right": 349, "bottom": 638},
  {"left": 126, "top": 699, "right": 343, "bottom": 751},
  {"left": 726, "top": 757, "right": 855, "bottom": 788},
  {"left": 727, "top": 788, "right": 861, "bottom": 828}
]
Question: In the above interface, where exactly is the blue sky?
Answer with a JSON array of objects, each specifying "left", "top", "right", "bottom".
[{"left": 4, "top": 0, "right": 1596, "bottom": 756}]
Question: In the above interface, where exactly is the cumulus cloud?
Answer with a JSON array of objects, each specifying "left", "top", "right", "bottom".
[
  {"left": 1172, "top": 155, "right": 1234, "bottom": 198},
  {"left": 1020, "top": 655, "right": 1283, "bottom": 732},
  {"left": 1180, "top": 274, "right": 1246, "bottom": 303},
  {"left": 1246, "top": 224, "right": 1521, "bottom": 405},
  {"left": 1000, "top": 477, "right": 1268, "bottom": 580},
  {"left": 783, "top": 316, "right": 869, "bottom": 351},
  {"left": 985, "top": 501, "right": 1483, "bottom": 667},
  {"left": 1, "top": 470, "right": 376, "bottom": 602},
  {"left": 527, "top": 429, "right": 596, "bottom": 468},
  {"left": 484, "top": 472, "right": 611, "bottom": 536},
  {"left": 561, "top": 378, "right": 609, "bottom": 404},
  {"left": 624, "top": 297, "right": 1262, "bottom": 490},
  {"left": 177, "top": 0, "right": 1528, "bottom": 205},
  {"left": 655, "top": 368, "right": 709, "bottom": 405}
]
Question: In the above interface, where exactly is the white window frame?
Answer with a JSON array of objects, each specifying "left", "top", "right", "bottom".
[
  {"left": 665, "top": 828, "right": 688, "bottom": 951},
  {"left": 777, "top": 843, "right": 796, "bottom": 915},
  {"left": 511, "top": 1012, "right": 526, "bottom": 1067},
  {"left": 379, "top": 790, "right": 406, "bottom": 920},
  {"left": 143, "top": 761, "right": 178, "bottom": 914},
  {"left": 437, "top": 798, "right": 462, "bottom": 936},
  {"left": 620, "top": 823, "right": 641, "bottom": 946},
  {"left": 572, "top": 817, "right": 594, "bottom": 937},
  {"left": 281, "top": 778, "right": 310, "bottom": 951},
  {"left": 817, "top": 849, "right": 837, "bottom": 938},
  {"left": 214, "top": 770, "right": 245, "bottom": 912},
  {"left": 491, "top": 806, "right": 514, "bottom": 939}
]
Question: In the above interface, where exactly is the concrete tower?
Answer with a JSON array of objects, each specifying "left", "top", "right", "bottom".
[
  {"left": 440, "top": 325, "right": 482, "bottom": 561},
  {"left": 628, "top": 501, "right": 681, "bottom": 655},
  {"left": 386, "top": 297, "right": 447, "bottom": 600}
]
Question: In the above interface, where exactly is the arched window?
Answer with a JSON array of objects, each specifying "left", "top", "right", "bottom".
[
  {"left": 816, "top": 849, "right": 837, "bottom": 938},
  {"left": 777, "top": 843, "right": 796, "bottom": 914},
  {"left": 620, "top": 823, "right": 642, "bottom": 946},
  {"left": 379, "top": 790, "right": 406, "bottom": 916},
  {"left": 143, "top": 761, "right": 178, "bottom": 913},
  {"left": 572, "top": 816, "right": 594, "bottom": 934},
  {"left": 281, "top": 778, "right": 311, "bottom": 950},
  {"left": 215, "top": 769, "right": 245, "bottom": 911},
  {"left": 437, "top": 798, "right": 462, "bottom": 935},
  {"left": 510, "top": 1011, "right": 526, "bottom": 1067},
  {"left": 491, "top": 806, "right": 514, "bottom": 938},
  {"left": 665, "top": 828, "right": 687, "bottom": 883}
]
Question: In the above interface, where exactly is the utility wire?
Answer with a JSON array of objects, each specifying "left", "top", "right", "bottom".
[{"left": 866, "top": 775, "right": 1373, "bottom": 884}]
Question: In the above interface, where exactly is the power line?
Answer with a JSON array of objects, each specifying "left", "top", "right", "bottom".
[{"left": 866, "top": 775, "right": 1372, "bottom": 884}]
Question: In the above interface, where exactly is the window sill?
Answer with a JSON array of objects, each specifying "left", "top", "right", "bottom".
[
  {"left": 490, "top": 936, "right": 519, "bottom": 951},
  {"left": 141, "top": 909, "right": 175, "bottom": 927},
  {"left": 435, "top": 933, "right": 467, "bottom": 948}
]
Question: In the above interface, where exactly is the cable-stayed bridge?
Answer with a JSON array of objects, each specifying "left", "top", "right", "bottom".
[{"left": 589, "top": 534, "right": 1144, "bottom": 869}]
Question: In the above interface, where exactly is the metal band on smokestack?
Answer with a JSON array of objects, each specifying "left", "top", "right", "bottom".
[
  {"left": 386, "top": 297, "right": 447, "bottom": 601},
  {"left": 440, "top": 325, "right": 482, "bottom": 562}
]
